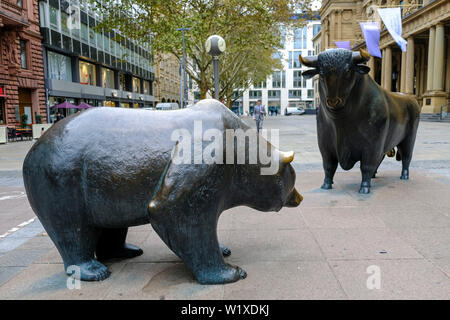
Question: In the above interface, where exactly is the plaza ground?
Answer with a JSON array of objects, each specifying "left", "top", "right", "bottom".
[{"left": 0, "top": 115, "right": 449, "bottom": 299}]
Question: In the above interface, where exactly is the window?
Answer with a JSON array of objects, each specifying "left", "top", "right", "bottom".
[
  {"left": 102, "top": 68, "right": 115, "bottom": 89},
  {"left": 289, "top": 90, "right": 302, "bottom": 99},
  {"left": 20, "top": 40, "right": 28, "bottom": 69},
  {"left": 253, "top": 81, "right": 266, "bottom": 89},
  {"left": 293, "top": 71, "right": 302, "bottom": 88},
  {"left": 49, "top": 4, "right": 60, "bottom": 30},
  {"left": 194, "top": 91, "right": 201, "bottom": 100},
  {"left": 61, "top": 10, "right": 70, "bottom": 35},
  {"left": 289, "top": 51, "right": 302, "bottom": 68},
  {"left": 272, "top": 71, "right": 285, "bottom": 88},
  {"left": 307, "top": 89, "right": 314, "bottom": 99},
  {"left": 17, "top": 0, "right": 22, "bottom": 7},
  {"left": 81, "top": 22, "right": 89, "bottom": 43},
  {"left": 79, "top": 60, "right": 96, "bottom": 86},
  {"left": 268, "top": 90, "right": 280, "bottom": 99},
  {"left": 39, "top": 1, "right": 49, "bottom": 28},
  {"left": 249, "top": 90, "right": 262, "bottom": 99},
  {"left": 48, "top": 51, "right": 72, "bottom": 81},
  {"left": 294, "top": 27, "right": 307, "bottom": 49},
  {"left": 132, "top": 77, "right": 141, "bottom": 93},
  {"left": 313, "top": 24, "right": 321, "bottom": 37},
  {"left": 119, "top": 74, "right": 126, "bottom": 91},
  {"left": 143, "top": 81, "right": 151, "bottom": 95},
  {"left": 0, "top": 97, "right": 5, "bottom": 125}
]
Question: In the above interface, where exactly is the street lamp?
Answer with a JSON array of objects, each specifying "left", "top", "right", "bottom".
[
  {"left": 176, "top": 26, "right": 191, "bottom": 108},
  {"left": 205, "top": 35, "right": 226, "bottom": 100}
]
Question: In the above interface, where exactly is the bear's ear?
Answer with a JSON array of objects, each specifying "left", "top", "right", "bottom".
[
  {"left": 302, "top": 69, "right": 319, "bottom": 79},
  {"left": 354, "top": 64, "right": 370, "bottom": 74}
]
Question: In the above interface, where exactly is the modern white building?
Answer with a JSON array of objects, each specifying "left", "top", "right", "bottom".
[{"left": 188, "top": 19, "right": 321, "bottom": 115}]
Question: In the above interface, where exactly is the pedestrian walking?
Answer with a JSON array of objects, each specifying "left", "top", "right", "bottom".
[{"left": 253, "top": 100, "right": 265, "bottom": 134}]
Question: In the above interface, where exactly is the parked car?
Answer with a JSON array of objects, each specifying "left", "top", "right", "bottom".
[
  {"left": 156, "top": 102, "right": 179, "bottom": 110},
  {"left": 285, "top": 107, "right": 306, "bottom": 116}
]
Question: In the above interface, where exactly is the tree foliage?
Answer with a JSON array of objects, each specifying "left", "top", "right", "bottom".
[{"left": 92, "top": 0, "right": 313, "bottom": 106}]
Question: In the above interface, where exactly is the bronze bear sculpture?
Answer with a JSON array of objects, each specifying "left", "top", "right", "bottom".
[
  {"left": 23, "top": 99, "right": 302, "bottom": 284},
  {"left": 301, "top": 49, "right": 421, "bottom": 194}
]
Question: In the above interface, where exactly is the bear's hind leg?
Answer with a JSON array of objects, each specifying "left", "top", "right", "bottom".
[
  {"left": 46, "top": 224, "right": 110, "bottom": 281},
  {"left": 96, "top": 228, "right": 143, "bottom": 261}
]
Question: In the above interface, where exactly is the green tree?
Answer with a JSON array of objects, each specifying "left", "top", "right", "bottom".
[{"left": 93, "top": 0, "right": 312, "bottom": 103}]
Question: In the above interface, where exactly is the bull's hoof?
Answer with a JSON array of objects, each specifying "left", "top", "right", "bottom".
[
  {"left": 196, "top": 265, "right": 247, "bottom": 284},
  {"left": 220, "top": 244, "right": 231, "bottom": 257},
  {"left": 97, "top": 243, "right": 143, "bottom": 261},
  {"left": 359, "top": 186, "right": 370, "bottom": 194},
  {"left": 400, "top": 170, "right": 409, "bottom": 180},
  {"left": 359, "top": 182, "right": 371, "bottom": 194},
  {"left": 321, "top": 182, "right": 333, "bottom": 190},
  {"left": 67, "top": 259, "right": 111, "bottom": 281}
]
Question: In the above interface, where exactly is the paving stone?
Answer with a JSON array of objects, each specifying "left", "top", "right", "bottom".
[
  {"left": 330, "top": 259, "right": 450, "bottom": 299},
  {"left": 223, "top": 261, "right": 347, "bottom": 300},
  {"left": 105, "top": 263, "right": 224, "bottom": 300},
  {"left": 311, "top": 228, "right": 423, "bottom": 260}
]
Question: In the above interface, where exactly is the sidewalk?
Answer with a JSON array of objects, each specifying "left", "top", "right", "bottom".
[{"left": 0, "top": 117, "right": 449, "bottom": 299}]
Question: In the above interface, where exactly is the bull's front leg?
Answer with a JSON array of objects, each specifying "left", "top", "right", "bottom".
[
  {"left": 359, "top": 156, "right": 381, "bottom": 194},
  {"left": 321, "top": 156, "right": 338, "bottom": 190}
]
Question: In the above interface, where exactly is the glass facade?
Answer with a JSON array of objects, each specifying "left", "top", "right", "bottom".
[
  {"left": 289, "top": 51, "right": 302, "bottom": 69},
  {"left": 293, "top": 27, "right": 307, "bottom": 49},
  {"left": 48, "top": 50, "right": 72, "bottom": 81},
  {"left": 79, "top": 60, "right": 96, "bottom": 86},
  {"left": 272, "top": 71, "right": 286, "bottom": 88},
  {"left": 102, "top": 67, "right": 115, "bottom": 89},
  {"left": 40, "top": 0, "right": 154, "bottom": 110}
]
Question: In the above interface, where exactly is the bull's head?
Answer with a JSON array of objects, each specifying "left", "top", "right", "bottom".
[{"left": 301, "top": 49, "right": 371, "bottom": 109}]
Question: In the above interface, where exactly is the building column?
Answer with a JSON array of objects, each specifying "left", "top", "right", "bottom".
[
  {"left": 385, "top": 46, "right": 392, "bottom": 91},
  {"left": 405, "top": 37, "right": 415, "bottom": 94},
  {"left": 426, "top": 26, "right": 435, "bottom": 91},
  {"left": 368, "top": 56, "right": 375, "bottom": 79},
  {"left": 381, "top": 48, "right": 386, "bottom": 89},
  {"left": 446, "top": 36, "right": 450, "bottom": 94},
  {"left": 400, "top": 51, "right": 407, "bottom": 92},
  {"left": 433, "top": 23, "right": 445, "bottom": 91}
]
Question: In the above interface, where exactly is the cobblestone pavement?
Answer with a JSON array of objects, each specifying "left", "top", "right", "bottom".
[{"left": 0, "top": 115, "right": 449, "bottom": 299}]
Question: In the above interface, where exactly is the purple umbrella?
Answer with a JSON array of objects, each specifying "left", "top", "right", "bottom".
[
  {"left": 77, "top": 102, "right": 93, "bottom": 109},
  {"left": 50, "top": 101, "right": 77, "bottom": 109}
]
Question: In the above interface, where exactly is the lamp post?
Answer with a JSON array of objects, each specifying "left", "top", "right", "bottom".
[
  {"left": 205, "top": 35, "right": 226, "bottom": 100},
  {"left": 176, "top": 26, "right": 191, "bottom": 108}
]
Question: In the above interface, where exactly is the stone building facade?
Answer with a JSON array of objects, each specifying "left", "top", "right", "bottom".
[
  {"left": 319, "top": 0, "right": 450, "bottom": 114},
  {"left": 0, "top": 0, "right": 46, "bottom": 126},
  {"left": 153, "top": 52, "right": 181, "bottom": 106}
]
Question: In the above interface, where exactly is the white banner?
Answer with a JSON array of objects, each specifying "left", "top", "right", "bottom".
[{"left": 377, "top": 8, "right": 407, "bottom": 52}]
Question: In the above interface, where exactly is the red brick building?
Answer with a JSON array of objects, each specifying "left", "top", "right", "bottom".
[{"left": 0, "top": 0, "right": 46, "bottom": 127}]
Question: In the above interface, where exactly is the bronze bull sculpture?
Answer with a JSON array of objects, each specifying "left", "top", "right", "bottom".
[
  {"left": 301, "top": 49, "right": 421, "bottom": 194},
  {"left": 23, "top": 99, "right": 302, "bottom": 284}
]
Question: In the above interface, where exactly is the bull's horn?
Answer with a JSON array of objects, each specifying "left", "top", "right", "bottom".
[
  {"left": 352, "top": 49, "right": 371, "bottom": 64},
  {"left": 280, "top": 151, "right": 295, "bottom": 163},
  {"left": 299, "top": 55, "right": 318, "bottom": 67}
]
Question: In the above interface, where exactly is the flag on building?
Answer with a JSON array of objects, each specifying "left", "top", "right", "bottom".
[
  {"left": 360, "top": 22, "right": 382, "bottom": 58},
  {"left": 334, "top": 41, "right": 351, "bottom": 50},
  {"left": 377, "top": 8, "right": 407, "bottom": 52}
]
